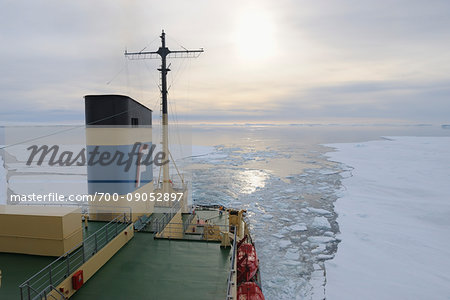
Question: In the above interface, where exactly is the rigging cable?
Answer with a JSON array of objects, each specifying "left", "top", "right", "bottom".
[{"left": 0, "top": 94, "right": 159, "bottom": 151}]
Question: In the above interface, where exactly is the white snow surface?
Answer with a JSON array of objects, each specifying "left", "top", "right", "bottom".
[{"left": 325, "top": 137, "right": 450, "bottom": 299}]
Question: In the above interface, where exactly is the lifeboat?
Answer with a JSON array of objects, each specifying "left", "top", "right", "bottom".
[
  {"left": 237, "top": 282, "right": 265, "bottom": 300},
  {"left": 237, "top": 242, "right": 259, "bottom": 283}
]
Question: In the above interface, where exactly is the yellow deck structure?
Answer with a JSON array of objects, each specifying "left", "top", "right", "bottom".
[
  {"left": 156, "top": 211, "right": 184, "bottom": 239},
  {"left": 0, "top": 205, "right": 82, "bottom": 256}
]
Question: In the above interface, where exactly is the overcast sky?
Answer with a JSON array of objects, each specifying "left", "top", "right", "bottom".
[{"left": 1, "top": 0, "right": 449, "bottom": 124}]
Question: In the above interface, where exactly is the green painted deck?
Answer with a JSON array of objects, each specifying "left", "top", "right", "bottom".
[
  {"left": 0, "top": 217, "right": 232, "bottom": 300},
  {"left": 0, "top": 252, "right": 54, "bottom": 299},
  {"left": 83, "top": 221, "right": 108, "bottom": 238},
  {"left": 192, "top": 210, "right": 229, "bottom": 228},
  {"left": 72, "top": 233, "right": 231, "bottom": 300},
  {"left": 0, "top": 222, "right": 107, "bottom": 299}
]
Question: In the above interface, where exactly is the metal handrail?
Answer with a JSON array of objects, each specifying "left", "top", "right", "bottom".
[
  {"left": 156, "top": 220, "right": 229, "bottom": 241},
  {"left": 183, "top": 213, "right": 196, "bottom": 233},
  {"left": 19, "top": 212, "right": 131, "bottom": 300},
  {"left": 146, "top": 201, "right": 181, "bottom": 233},
  {"left": 49, "top": 285, "right": 66, "bottom": 300},
  {"left": 226, "top": 227, "right": 238, "bottom": 300},
  {"left": 31, "top": 285, "right": 65, "bottom": 300}
]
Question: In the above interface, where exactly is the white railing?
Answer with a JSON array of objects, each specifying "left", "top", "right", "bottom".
[{"left": 19, "top": 212, "right": 131, "bottom": 300}]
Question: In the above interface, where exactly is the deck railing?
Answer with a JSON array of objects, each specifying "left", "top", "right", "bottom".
[
  {"left": 144, "top": 200, "right": 181, "bottom": 233},
  {"left": 29, "top": 285, "right": 65, "bottom": 300},
  {"left": 19, "top": 212, "right": 131, "bottom": 300},
  {"left": 182, "top": 212, "right": 196, "bottom": 233},
  {"left": 226, "top": 228, "right": 237, "bottom": 299},
  {"left": 155, "top": 219, "right": 229, "bottom": 241}
]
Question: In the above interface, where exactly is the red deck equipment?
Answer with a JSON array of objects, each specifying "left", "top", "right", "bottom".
[
  {"left": 237, "top": 282, "right": 265, "bottom": 300},
  {"left": 72, "top": 270, "right": 84, "bottom": 290},
  {"left": 237, "top": 243, "right": 259, "bottom": 283}
]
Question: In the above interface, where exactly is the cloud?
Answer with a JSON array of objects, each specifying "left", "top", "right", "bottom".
[
  {"left": 274, "top": 80, "right": 450, "bottom": 122},
  {"left": 1, "top": 0, "right": 449, "bottom": 124}
]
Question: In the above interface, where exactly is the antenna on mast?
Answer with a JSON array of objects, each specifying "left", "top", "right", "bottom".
[{"left": 124, "top": 30, "right": 204, "bottom": 195}]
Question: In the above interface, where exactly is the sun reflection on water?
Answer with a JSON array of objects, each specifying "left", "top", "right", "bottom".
[{"left": 234, "top": 169, "right": 269, "bottom": 194}]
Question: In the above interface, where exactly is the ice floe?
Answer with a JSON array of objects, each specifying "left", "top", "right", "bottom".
[
  {"left": 279, "top": 239, "right": 292, "bottom": 248},
  {"left": 289, "top": 224, "right": 307, "bottom": 232},
  {"left": 311, "top": 216, "right": 331, "bottom": 230},
  {"left": 190, "top": 144, "right": 342, "bottom": 299},
  {"left": 307, "top": 208, "right": 331, "bottom": 215},
  {"left": 325, "top": 137, "right": 450, "bottom": 299}
]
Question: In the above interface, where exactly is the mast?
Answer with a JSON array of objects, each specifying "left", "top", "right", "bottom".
[
  {"left": 159, "top": 31, "right": 170, "bottom": 194},
  {"left": 125, "top": 30, "right": 203, "bottom": 193}
]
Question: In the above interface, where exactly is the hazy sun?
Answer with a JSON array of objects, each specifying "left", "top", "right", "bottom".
[{"left": 234, "top": 10, "right": 277, "bottom": 61}]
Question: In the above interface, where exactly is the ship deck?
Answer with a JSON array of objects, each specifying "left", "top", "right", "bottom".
[
  {"left": 72, "top": 232, "right": 231, "bottom": 300},
  {"left": 0, "top": 221, "right": 105, "bottom": 299},
  {"left": 0, "top": 220, "right": 232, "bottom": 300}
]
